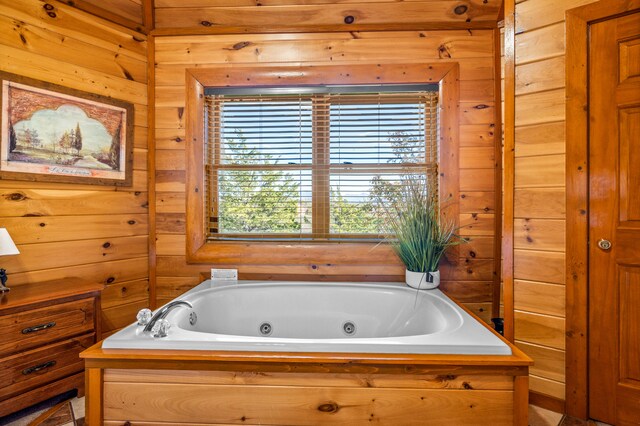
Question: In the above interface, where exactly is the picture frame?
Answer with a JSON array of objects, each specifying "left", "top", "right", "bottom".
[{"left": 0, "top": 71, "right": 134, "bottom": 186}]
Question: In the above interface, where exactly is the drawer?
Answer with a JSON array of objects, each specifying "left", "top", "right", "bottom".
[
  {"left": 0, "top": 298, "right": 95, "bottom": 357},
  {"left": 0, "top": 333, "right": 94, "bottom": 401}
]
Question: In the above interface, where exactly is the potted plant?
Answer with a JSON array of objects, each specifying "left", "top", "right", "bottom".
[{"left": 375, "top": 177, "right": 464, "bottom": 290}]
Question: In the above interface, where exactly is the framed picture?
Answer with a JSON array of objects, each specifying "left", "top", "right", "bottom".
[{"left": 0, "top": 71, "right": 133, "bottom": 186}]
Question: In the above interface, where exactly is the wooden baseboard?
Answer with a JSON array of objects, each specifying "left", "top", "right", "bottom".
[{"left": 530, "top": 390, "right": 566, "bottom": 414}]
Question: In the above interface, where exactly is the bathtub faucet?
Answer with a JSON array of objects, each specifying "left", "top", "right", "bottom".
[{"left": 143, "top": 300, "right": 193, "bottom": 335}]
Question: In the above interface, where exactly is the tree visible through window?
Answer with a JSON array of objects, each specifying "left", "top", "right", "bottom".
[{"left": 204, "top": 86, "right": 439, "bottom": 241}]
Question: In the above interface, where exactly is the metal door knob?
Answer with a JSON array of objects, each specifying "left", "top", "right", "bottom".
[{"left": 597, "top": 239, "right": 612, "bottom": 250}]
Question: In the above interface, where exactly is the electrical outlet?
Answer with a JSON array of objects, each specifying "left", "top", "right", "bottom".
[{"left": 211, "top": 268, "right": 238, "bottom": 281}]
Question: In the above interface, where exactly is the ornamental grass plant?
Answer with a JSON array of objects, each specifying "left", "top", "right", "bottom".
[{"left": 375, "top": 176, "right": 464, "bottom": 274}]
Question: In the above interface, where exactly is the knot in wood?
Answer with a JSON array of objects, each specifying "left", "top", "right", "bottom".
[
  {"left": 317, "top": 402, "right": 340, "bottom": 413},
  {"left": 454, "top": 5, "right": 468, "bottom": 15},
  {"left": 6, "top": 192, "right": 27, "bottom": 201}
]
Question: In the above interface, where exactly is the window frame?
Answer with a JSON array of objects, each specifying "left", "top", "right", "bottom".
[
  {"left": 205, "top": 89, "right": 438, "bottom": 241},
  {"left": 186, "top": 63, "right": 459, "bottom": 265}
]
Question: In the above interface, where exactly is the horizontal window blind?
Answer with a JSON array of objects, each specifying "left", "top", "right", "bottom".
[{"left": 205, "top": 88, "right": 438, "bottom": 241}]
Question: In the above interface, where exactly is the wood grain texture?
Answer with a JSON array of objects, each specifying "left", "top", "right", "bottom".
[
  {"left": 103, "top": 382, "right": 514, "bottom": 424},
  {"left": 154, "top": 1, "right": 502, "bottom": 30},
  {"left": 65, "top": 0, "right": 144, "bottom": 31},
  {"left": 0, "top": 0, "right": 149, "bottom": 362},
  {"left": 502, "top": 0, "right": 516, "bottom": 343},
  {"left": 515, "top": 154, "right": 565, "bottom": 188},
  {"left": 514, "top": 188, "right": 565, "bottom": 219},
  {"left": 514, "top": 250, "right": 565, "bottom": 285},
  {"left": 0, "top": 333, "right": 93, "bottom": 400},
  {"left": 514, "top": 280, "right": 565, "bottom": 317},
  {"left": 516, "top": 340, "right": 565, "bottom": 383},
  {"left": 0, "top": 281, "right": 100, "bottom": 417},
  {"left": 0, "top": 372, "right": 84, "bottom": 418},
  {"left": 530, "top": 374, "right": 565, "bottom": 400},
  {"left": 515, "top": 121, "right": 565, "bottom": 158},
  {"left": 0, "top": 298, "right": 95, "bottom": 357},
  {"left": 515, "top": 23, "right": 565, "bottom": 65},
  {"left": 514, "top": 219, "right": 565, "bottom": 252},
  {"left": 104, "top": 368, "right": 515, "bottom": 389},
  {"left": 179, "top": 61, "right": 486, "bottom": 292},
  {"left": 83, "top": 334, "right": 530, "bottom": 424},
  {"left": 511, "top": 0, "right": 601, "bottom": 410},
  {"left": 514, "top": 310, "right": 565, "bottom": 350}
]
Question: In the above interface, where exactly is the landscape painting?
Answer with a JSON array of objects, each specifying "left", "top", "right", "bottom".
[{"left": 0, "top": 72, "right": 133, "bottom": 186}]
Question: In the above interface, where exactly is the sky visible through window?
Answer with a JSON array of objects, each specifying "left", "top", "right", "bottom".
[{"left": 213, "top": 94, "right": 432, "bottom": 237}]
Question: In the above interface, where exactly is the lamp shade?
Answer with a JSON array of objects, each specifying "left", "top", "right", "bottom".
[{"left": 0, "top": 228, "right": 19, "bottom": 256}]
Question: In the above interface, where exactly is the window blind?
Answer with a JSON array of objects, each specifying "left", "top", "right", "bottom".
[{"left": 205, "top": 88, "right": 438, "bottom": 241}]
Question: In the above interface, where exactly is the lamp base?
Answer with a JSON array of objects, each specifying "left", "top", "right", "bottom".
[{"left": 0, "top": 268, "right": 10, "bottom": 292}]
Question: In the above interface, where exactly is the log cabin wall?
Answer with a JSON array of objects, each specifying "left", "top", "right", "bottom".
[
  {"left": 510, "top": 0, "right": 598, "bottom": 406},
  {"left": 56, "top": 0, "right": 146, "bottom": 32},
  {"left": 0, "top": 0, "right": 150, "bottom": 338},
  {"left": 151, "top": 2, "right": 501, "bottom": 324}
]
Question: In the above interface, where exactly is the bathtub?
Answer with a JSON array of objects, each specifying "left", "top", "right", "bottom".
[
  {"left": 85, "top": 280, "right": 531, "bottom": 425},
  {"left": 103, "top": 280, "right": 511, "bottom": 355}
]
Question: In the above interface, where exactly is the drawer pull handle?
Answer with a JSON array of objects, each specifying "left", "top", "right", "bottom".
[
  {"left": 22, "top": 321, "right": 56, "bottom": 334},
  {"left": 22, "top": 360, "right": 57, "bottom": 375}
]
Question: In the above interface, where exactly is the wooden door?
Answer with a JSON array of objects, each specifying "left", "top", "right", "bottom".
[{"left": 588, "top": 11, "right": 640, "bottom": 425}]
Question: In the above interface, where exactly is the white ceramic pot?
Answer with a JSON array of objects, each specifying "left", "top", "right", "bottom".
[{"left": 405, "top": 270, "right": 440, "bottom": 290}]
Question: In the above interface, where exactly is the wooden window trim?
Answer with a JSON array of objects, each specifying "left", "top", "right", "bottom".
[{"left": 185, "top": 63, "right": 459, "bottom": 265}]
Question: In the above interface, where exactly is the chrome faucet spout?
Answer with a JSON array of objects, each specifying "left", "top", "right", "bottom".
[{"left": 143, "top": 300, "right": 193, "bottom": 333}]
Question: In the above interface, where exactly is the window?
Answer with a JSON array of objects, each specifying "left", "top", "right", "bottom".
[
  {"left": 185, "top": 63, "right": 459, "bottom": 265},
  {"left": 204, "top": 85, "right": 439, "bottom": 242}
]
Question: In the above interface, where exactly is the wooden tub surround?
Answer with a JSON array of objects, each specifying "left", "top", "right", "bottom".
[{"left": 82, "top": 334, "right": 531, "bottom": 425}]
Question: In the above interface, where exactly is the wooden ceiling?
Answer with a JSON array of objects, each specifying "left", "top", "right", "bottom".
[{"left": 64, "top": 0, "right": 504, "bottom": 34}]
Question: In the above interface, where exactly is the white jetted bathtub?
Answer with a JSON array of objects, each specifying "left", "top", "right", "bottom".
[{"left": 103, "top": 280, "right": 511, "bottom": 355}]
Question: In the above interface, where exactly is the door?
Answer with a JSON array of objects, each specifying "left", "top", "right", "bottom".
[{"left": 589, "top": 11, "right": 640, "bottom": 425}]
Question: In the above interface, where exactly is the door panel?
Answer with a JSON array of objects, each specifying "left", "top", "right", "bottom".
[{"left": 589, "top": 11, "right": 640, "bottom": 425}]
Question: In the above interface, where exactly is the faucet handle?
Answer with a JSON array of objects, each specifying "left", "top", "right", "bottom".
[
  {"left": 151, "top": 319, "right": 171, "bottom": 338},
  {"left": 136, "top": 308, "right": 153, "bottom": 326}
]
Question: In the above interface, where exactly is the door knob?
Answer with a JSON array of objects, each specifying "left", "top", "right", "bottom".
[{"left": 597, "top": 239, "right": 612, "bottom": 250}]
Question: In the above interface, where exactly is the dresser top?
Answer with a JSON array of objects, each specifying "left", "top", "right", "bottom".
[{"left": 0, "top": 278, "right": 104, "bottom": 314}]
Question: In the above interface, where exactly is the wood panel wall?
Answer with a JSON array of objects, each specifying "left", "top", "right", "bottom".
[
  {"left": 152, "top": 0, "right": 503, "bottom": 30},
  {"left": 0, "top": 0, "right": 149, "bottom": 337},
  {"left": 61, "top": 0, "right": 146, "bottom": 32},
  {"left": 152, "top": 5, "right": 500, "bottom": 323},
  {"left": 510, "top": 0, "right": 598, "bottom": 404}
]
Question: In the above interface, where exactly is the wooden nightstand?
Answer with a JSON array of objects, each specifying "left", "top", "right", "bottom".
[{"left": 0, "top": 278, "right": 103, "bottom": 417}]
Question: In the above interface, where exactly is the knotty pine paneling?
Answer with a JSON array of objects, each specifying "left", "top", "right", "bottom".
[
  {"left": 514, "top": 188, "right": 565, "bottom": 219},
  {"left": 516, "top": 340, "right": 565, "bottom": 383},
  {"left": 510, "top": 0, "right": 599, "bottom": 402},
  {"left": 0, "top": 0, "right": 149, "bottom": 335},
  {"left": 154, "top": 1, "right": 503, "bottom": 29},
  {"left": 153, "top": 27, "right": 500, "bottom": 320},
  {"left": 515, "top": 56, "right": 565, "bottom": 96},
  {"left": 529, "top": 375, "right": 565, "bottom": 400},
  {"left": 514, "top": 218, "right": 565, "bottom": 252},
  {"left": 515, "top": 121, "right": 565, "bottom": 158},
  {"left": 66, "top": 0, "right": 144, "bottom": 31},
  {"left": 514, "top": 280, "right": 565, "bottom": 317}
]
